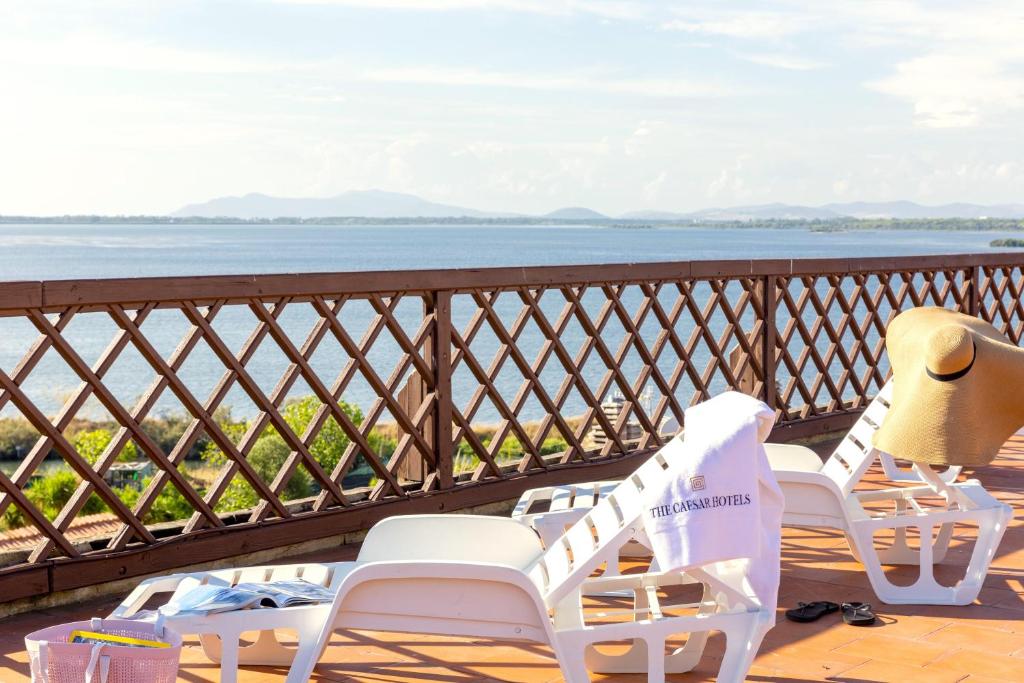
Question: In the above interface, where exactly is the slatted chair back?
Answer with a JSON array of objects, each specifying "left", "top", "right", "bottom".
[
  {"left": 534, "top": 449, "right": 674, "bottom": 606},
  {"left": 819, "top": 381, "right": 893, "bottom": 496}
]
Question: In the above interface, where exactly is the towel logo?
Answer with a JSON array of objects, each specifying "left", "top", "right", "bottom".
[
  {"left": 648, "top": 492, "right": 752, "bottom": 519},
  {"left": 690, "top": 475, "right": 706, "bottom": 491}
]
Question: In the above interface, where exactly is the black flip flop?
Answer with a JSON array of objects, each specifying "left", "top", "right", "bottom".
[
  {"left": 842, "top": 602, "right": 877, "bottom": 626},
  {"left": 785, "top": 601, "right": 840, "bottom": 623}
]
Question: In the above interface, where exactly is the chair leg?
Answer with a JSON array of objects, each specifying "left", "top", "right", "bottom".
[
  {"left": 715, "top": 618, "right": 769, "bottom": 683},
  {"left": 580, "top": 586, "right": 646, "bottom": 673},
  {"left": 283, "top": 629, "right": 332, "bottom": 683},
  {"left": 850, "top": 513, "right": 1007, "bottom": 605},
  {"left": 663, "top": 631, "right": 709, "bottom": 673},
  {"left": 582, "top": 551, "right": 628, "bottom": 597},
  {"left": 875, "top": 520, "right": 954, "bottom": 566},
  {"left": 197, "top": 633, "right": 223, "bottom": 663},
  {"left": 645, "top": 637, "right": 665, "bottom": 682},
  {"left": 844, "top": 531, "right": 864, "bottom": 563},
  {"left": 281, "top": 606, "right": 336, "bottom": 683},
  {"left": 216, "top": 631, "right": 240, "bottom": 683},
  {"left": 953, "top": 506, "right": 1012, "bottom": 605},
  {"left": 559, "top": 655, "right": 592, "bottom": 683},
  {"left": 932, "top": 522, "right": 954, "bottom": 564}
]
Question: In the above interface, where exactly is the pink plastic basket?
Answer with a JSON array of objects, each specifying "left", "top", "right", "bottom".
[{"left": 24, "top": 617, "right": 181, "bottom": 683}]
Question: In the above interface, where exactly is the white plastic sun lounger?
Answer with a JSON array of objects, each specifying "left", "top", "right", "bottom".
[
  {"left": 515, "top": 383, "right": 957, "bottom": 549},
  {"left": 113, "top": 449, "right": 774, "bottom": 683},
  {"left": 514, "top": 383, "right": 1011, "bottom": 605},
  {"left": 515, "top": 382, "right": 918, "bottom": 585},
  {"left": 778, "top": 441, "right": 1010, "bottom": 604}
]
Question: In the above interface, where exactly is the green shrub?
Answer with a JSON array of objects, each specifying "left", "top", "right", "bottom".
[
  {"left": 3, "top": 469, "right": 105, "bottom": 529},
  {"left": 540, "top": 435, "right": 569, "bottom": 455},
  {"left": 0, "top": 418, "right": 42, "bottom": 460},
  {"left": 368, "top": 431, "right": 397, "bottom": 461},
  {"left": 282, "top": 396, "right": 363, "bottom": 474},
  {"left": 116, "top": 473, "right": 198, "bottom": 524},
  {"left": 198, "top": 409, "right": 249, "bottom": 468},
  {"left": 72, "top": 429, "right": 137, "bottom": 465},
  {"left": 202, "top": 397, "right": 365, "bottom": 506},
  {"left": 140, "top": 414, "right": 198, "bottom": 459},
  {"left": 451, "top": 433, "right": 570, "bottom": 475},
  {"left": 213, "top": 432, "right": 313, "bottom": 513}
]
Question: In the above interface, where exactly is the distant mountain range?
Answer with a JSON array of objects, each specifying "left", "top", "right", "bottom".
[
  {"left": 173, "top": 190, "right": 520, "bottom": 219},
  {"left": 624, "top": 201, "right": 1024, "bottom": 221},
  {"left": 173, "top": 191, "right": 1024, "bottom": 221}
]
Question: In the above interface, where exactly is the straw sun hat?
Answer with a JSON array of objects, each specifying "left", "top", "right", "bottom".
[{"left": 874, "top": 306, "right": 1023, "bottom": 468}]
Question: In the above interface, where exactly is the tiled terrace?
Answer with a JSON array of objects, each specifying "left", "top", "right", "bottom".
[{"left": 1, "top": 438, "right": 1021, "bottom": 683}]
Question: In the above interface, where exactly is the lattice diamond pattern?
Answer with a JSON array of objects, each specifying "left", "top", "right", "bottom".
[
  {"left": 773, "top": 269, "right": 971, "bottom": 421},
  {"left": 0, "top": 293, "right": 438, "bottom": 562},
  {"left": 0, "top": 262, "right": 1000, "bottom": 566}
]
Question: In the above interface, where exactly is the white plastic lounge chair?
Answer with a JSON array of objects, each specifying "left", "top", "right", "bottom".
[
  {"left": 780, "top": 442, "right": 1010, "bottom": 604},
  {"left": 113, "top": 450, "right": 774, "bottom": 683},
  {"left": 514, "top": 383, "right": 1010, "bottom": 605},
  {"left": 514, "top": 383, "right": 957, "bottom": 548},
  {"left": 111, "top": 563, "right": 342, "bottom": 683}
]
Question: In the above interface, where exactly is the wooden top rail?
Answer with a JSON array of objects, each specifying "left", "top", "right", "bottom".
[{"left": 0, "top": 253, "right": 1018, "bottom": 312}]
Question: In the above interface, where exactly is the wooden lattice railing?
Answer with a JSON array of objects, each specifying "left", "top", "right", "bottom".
[{"left": 0, "top": 254, "right": 1021, "bottom": 603}]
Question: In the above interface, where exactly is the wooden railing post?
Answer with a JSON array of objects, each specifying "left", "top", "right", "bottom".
[
  {"left": 729, "top": 277, "right": 775, "bottom": 403},
  {"left": 969, "top": 265, "right": 980, "bottom": 317},
  {"left": 729, "top": 344, "right": 756, "bottom": 395},
  {"left": 396, "top": 373, "right": 428, "bottom": 483},
  {"left": 762, "top": 274, "right": 777, "bottom": 410},
  {"left": 432, "top": 290, "right": 454, "bottom": 488}
]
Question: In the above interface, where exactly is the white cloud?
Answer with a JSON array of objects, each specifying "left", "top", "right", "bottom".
[
  {"left": 738, "top": 52, "right": 827, "bottom": 71},
  {"left": 271, "top": 0, "right": 651, "bottom": 20},
  {"left": 659, "top": 2, "right": 1024, "bottom": 128},
  {"left": 4, "top": 0, "right": 1024, "bottom": 214},
  {"left": 662, "top": 10, "right": 810, "bottom": 39},
  {"left": 361, "top": 66, "right": 734, "bottom": 98},
  {"left": 867, "top": 54, "right": 1024, "bottom": 128},
  {"left": 643, "top": 170, "right": 668, "bottom": 201},
  {"left": 0, "top": 33, "right": 300, "bottom": 74}
]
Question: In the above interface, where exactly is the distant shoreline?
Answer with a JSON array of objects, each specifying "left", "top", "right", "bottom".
[{"left": 2, "top": 216, "right": 1024, "bottom": 231}]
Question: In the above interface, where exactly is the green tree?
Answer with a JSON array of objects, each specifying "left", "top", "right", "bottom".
[
  {"left": 73, "top": 429, "right": 137, "bottom": 466},
  {"left": 281, "top": 396, "right": 363, "bottom": 474},
  {"left": 199, "top": 408, "right": 249, "bottom": 468},
  {"left": 2, "top": 470, "right": 105, "bottom": 529},
  {"left": 0, "top": 418, "right": 42, "bottom": 460},
  {"left": 200, "top": 397, "right": 372, "bottom": 512},
  {"left": 213, "top": 432, "right": 312, "bottom": 513},
  {"left": 116, "top": 473, "right": 198, "bottom": 524}
]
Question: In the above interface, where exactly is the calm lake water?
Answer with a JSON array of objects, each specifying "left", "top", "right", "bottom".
[
  {"left": 0, "top": 223, "right": 1016, "bottom": 279},
  {"left": 0, "top": 223, "right": 1017, "bottom": 423}
]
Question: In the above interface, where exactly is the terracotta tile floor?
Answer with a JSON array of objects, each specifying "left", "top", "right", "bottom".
[{"left": 1, "top": 438, "right": 1022, "bottom": 682}]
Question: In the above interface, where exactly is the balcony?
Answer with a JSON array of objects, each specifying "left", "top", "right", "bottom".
[
  {"left": 0, "top": 437, "right": 1021, "bottom": 681},
  {"left": 0, "top": 256, "right": 1022, "bottom": 681}
]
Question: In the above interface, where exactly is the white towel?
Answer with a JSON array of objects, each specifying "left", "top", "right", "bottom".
[{"left": 641, "top": 391, "right": 784, "bottom": 610}]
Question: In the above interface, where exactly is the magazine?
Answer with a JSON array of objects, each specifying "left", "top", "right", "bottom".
[
  {"left": 68, "top": 630, "right": 170, "bottom": 648},
  {"left": 160, "top": 579, "right": 334, "bottom": 617}
]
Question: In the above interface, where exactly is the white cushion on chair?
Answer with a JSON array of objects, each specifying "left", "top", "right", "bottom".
[
  {"left": 764, "top": 443, "right": 824, "bottom": 473},
  {"left": 357, "top": 514, "right": 544, "bottom": 569}
]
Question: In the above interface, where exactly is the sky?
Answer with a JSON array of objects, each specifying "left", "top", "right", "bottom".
[{"left": 1, "top": 0, "right": 1022, "bottom": 216}]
